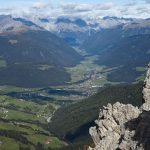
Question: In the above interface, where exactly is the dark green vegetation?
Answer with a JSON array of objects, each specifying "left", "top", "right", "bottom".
[
  {"left": 0, "top": 31, "right": 83, "bottom": 88},
  {"left": 0, "top": 85, "right": 86, "bottom": 105},
  {"left": 97, "top": 35, "right": 150, "bottom": 83},
  {"left": 82, "top": 27, "right": 150, "bottom": 83},
  {"left": 50, "top": 82, "right": 143, "bottom": 149}
]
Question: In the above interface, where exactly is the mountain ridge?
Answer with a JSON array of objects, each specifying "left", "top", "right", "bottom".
[{"left": 0, "top": 15, "right": 83, "bottom": 88}]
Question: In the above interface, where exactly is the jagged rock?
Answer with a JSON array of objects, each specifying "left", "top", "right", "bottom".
[
  {"left": 89, "top": 103, "right": 141, "bottom": 150},
  {"left": 89, "top": 63, "right": 150, "bottom": 150}
]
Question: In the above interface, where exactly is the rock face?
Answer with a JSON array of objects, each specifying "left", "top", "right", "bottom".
[{"left": 89, "top": 64, "right": 150, "bottom": 150}]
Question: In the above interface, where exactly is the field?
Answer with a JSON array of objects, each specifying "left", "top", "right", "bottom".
[
  {"left": 0, "top": 52, "right": 147, "bottom": 150},
  {"left": 0, "top": 54, "right": 146, "bottom": 103},
  {"left": 0, "top": 95, "right": 65, "bottom": 150}
]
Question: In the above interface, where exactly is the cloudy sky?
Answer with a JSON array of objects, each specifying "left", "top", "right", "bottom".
[{"left": 0, "top": 0, "right": 150, "bottom": 19}]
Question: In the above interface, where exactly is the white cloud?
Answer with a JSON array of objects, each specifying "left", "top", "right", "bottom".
[
  {"left": 0, "top": 0, "right": 150, "bottom": 19},
  {"left": 32, "top": 0, "right": 53, "bottom": 10},
  {"left": 33, "top": 1, "right": 47, "bottom": 9}
]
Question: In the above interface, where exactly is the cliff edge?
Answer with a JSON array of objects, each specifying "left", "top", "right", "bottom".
[{"left": 89, "top": 64, "right": 150, "bottom": 150}]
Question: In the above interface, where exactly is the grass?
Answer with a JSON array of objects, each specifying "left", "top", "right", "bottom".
[
  {"left": 0, "top": 54, "right": 144, "bottom": 103},
  {"left": 135, "top": 75, "right": 146, "bottom": 82},
  {"left": 134, "top": 67, "right": 147, "bottom": 83},
  {"left": 0, "top": 95, "right": 65, "bottom": 150},
  {"left": 0, "top": 59, "right": 7, "bottom": 68},
  {"left": 136, "top": 67, "right": 147, "bottom": 72},
  {"left": 74, "top": 47, "right": 88, "bottom": 56},
  {"left": 37, "top": 64, "right": 54, "bottom": 71},
  {"left": 27, "top": 135, "right": 64, "bottom": 149},
  {"left": 66, "top": 55, "right": 123, "bottom": 90},
  {"left": 0, "top": 85, "right": 37, "bottom": 94},
  {"left": 5, "top": 109, "right": 40, "bottom": 122},
  {"left": 147, "top": 49, "right": 150, "bottom": 54},
  {"left": 0, "top": 136, "right": 19, "bottom": 150},
  {"left": 0, "top": 122, "right": 40, "bottom": 135},
  {"left": 0, "top": 96, "right": 57, "bottom": 123},
  {"left": 0, "top": 54, "right": 145, "bottom": 107},
  {"left": 66, "top": 55, "right": 104, "bottom": 83}
]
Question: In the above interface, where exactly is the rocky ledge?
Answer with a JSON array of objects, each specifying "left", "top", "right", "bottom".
[{"left": 89, "top": 64, "right": 150, "bottom": 150}]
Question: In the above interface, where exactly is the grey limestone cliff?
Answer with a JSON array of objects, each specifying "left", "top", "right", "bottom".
[{"left": 89, "top": 64, "right": 150, "bottom": 150}]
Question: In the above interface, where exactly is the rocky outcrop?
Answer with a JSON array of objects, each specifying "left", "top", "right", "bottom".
[{"left": 89, "top": 64, "right": 150, "bottom": 150}]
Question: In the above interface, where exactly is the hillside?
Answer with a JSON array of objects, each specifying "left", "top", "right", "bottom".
[
  {"left": 81, "top": 23, "right": 150, "bottom": 83},
  {"left": 88, "top": 64, "right": 150, "bottom": 150},
  {"left": 0, "top": 15, "right": 83, "bottom": 88},
  {"left": 97, "top": 34, "right": 150, "bottom": 83},
  {"left": 82, "top": 20, "right": 150, "bottom": 53},
  {"left": 0, "top": 95, "right": 65, "bottom": 150},
  {"left": 49, "top": 82, "right": 143, "bottom": 146}
]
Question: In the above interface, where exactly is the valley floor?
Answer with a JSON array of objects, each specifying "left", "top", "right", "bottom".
[
  {"left": 0, "top": 95, "right": 66, "bottom": 150},
  {"left": 0, "top": 51, "right": 147, "bottom": 150}
]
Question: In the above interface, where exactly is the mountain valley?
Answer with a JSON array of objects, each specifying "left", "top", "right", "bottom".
[
  {"left": 0, "top": 13, "right": 150, "bottom": 150},
  {"left": 0, "top": 15, "right": 83, "bottom": 88}
]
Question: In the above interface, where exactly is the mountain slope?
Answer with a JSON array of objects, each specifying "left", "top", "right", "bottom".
[
  {"left": 81, "top": 21, "right": 150, "bottom": 83},
  {"left": 26, "top": 16, "right": 140, "bottom": 47},
  {"left": 81, "top": 21, "right": 150, "bottom": 54},
  {"left": 50, "top": 83, "right": 143, "bottom": 143},
  {"left": 0, "top": 15, "right": 83, "bottom": 87},
  {"left": 96, "top": 34, "right": 150, "bottom": 83},
  {"left": 27, "top": 17, "right": 100, "bottom": 47}
]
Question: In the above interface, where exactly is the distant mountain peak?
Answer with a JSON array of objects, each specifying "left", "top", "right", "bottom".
[
  {"left": 103, "top": 16, "right": 119, "bottom": 20},
  {"left": 0, "top": 15, "right": 42, "bottom": 35},
  {"left": 0, "top": 15, "right": 12, "bottom": 20},
  {"left": 13, "top": 18, "right": 38, "bottom": 27},
  {"left": 55, "top": 17, "right": 72, "bottom": 24},
  {"left": 74, "top": 18, "right": 87, "bottom": 27},
  {"left": 39, "top": 18, "right": 49, "bottom": 23},
  {"left": 55, "top": 17, "right": 87, "bottom": 27}
]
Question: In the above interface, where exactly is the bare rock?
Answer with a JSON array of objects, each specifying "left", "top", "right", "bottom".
[
  {"left": 89, "top": 63, "right": 150, "bottom": 150},
  {"left": 89, "top": 103, "right": 141, "bottom": 150}
]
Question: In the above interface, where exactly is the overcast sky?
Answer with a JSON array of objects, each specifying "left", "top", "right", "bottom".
[{"left": 0, "top": 0, "right": 150, "bottom": 19}]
